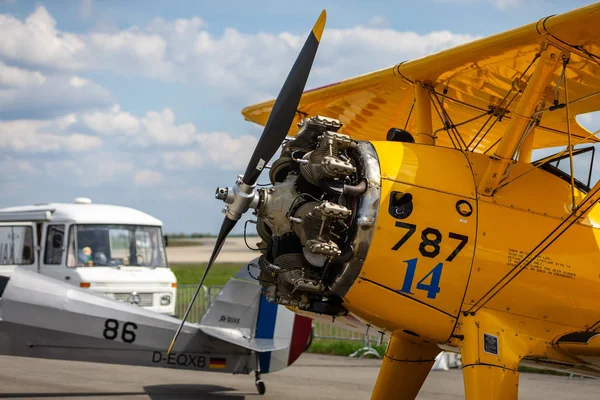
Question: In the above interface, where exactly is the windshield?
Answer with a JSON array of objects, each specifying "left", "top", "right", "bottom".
[
  {"left": 532, "top": 146, "right": 595, "bottom": 194},
  {"left": 67, "top": 224, "right": 167, "bottom": 268}
]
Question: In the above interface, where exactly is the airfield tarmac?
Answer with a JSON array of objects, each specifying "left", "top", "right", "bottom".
[
  {"left": 3, "top": 244, "right": 595, "bottom": 399},
  {"left": 0, "top": 353, "right": 599, "bottom": 399},
  {"left": 166, "top": 237, "right": 258, "bottom": 263}
]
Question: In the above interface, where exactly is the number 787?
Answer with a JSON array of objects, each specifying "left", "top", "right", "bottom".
[{"left": 392, "top": 222, "right": 468, "bottom": 299}]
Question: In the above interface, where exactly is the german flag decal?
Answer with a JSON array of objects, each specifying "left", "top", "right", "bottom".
[{"left": 209, "top": 357, "right": 227, "bottom": 369}]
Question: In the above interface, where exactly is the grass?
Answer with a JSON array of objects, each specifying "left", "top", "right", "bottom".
[
  {"left": 170, "top": 262, "right": 242, "bottom": 286},
  {"left": 306, "top": 339, "right": 387, "bottom": 357}
]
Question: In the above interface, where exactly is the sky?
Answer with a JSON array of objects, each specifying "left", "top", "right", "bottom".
[{"left": 0, "top": 0, "right": 599, "bottom": 234}]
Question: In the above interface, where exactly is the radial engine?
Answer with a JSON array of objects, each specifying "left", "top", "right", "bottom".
[{"left": 217, "top": 116, "right": 381, "bottom": 316}]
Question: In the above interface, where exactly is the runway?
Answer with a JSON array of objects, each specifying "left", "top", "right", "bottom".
[
  {"left": 166, "top": 237, "right": 258, "bottom": 263},
  {"left": 0, "top": 353, "right": 598, "bottom": 399}
]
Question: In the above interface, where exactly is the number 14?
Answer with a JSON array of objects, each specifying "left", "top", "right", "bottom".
[{"left": 400, "top": 258, "right": 442, "bottom": 299}]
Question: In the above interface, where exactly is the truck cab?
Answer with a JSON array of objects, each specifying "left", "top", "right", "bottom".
[{"left": 0, "top": 198, "right": 177, "bottom": 315}]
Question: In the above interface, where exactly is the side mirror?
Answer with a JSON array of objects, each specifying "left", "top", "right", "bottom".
[{"left": 163, "top": 235, "right": 169, "bottom": 248}]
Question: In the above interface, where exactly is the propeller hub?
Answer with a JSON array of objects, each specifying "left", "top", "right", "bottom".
[{"left": 218, "top": 175, "right": 260, "bottom": 221}]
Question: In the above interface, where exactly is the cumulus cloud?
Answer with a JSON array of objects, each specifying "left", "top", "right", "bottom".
[
  {"left": 160, "top": 132, "right": 257, "bottom": 171},
  {"left": 80, "top": 105, "right": 257, "bottom": 169},
  {"left": 492, "top": 0, "right": 521, "bottom": 9},
  {"left": 0, "top": 156, "right": 38, "bottom": 179},
  {"left": 576, "top": 111, "right": 600, "bottom": 134},
  {"left": 139, "top": 108, "right": 197, "bottom": 145},
  {"left": 368, "top": 16, "right": 389, "bottom": 28},
  {"left": 81, "top": 106, "right": 196, "bottom": 145},
  {"left": 1, "top": 102, "right": 256, "bottom": 175},
  {"left": 44, "top": 155, "right": 134, "bottom": 188},
  {"left": 0, "top": 5, "right": 482, "bottom": 230},
  {"left": 87, "top": 30, "right": 170, "bottom": 77},
  {"left": 195, "top": 132, "right": 257, "bottom": 170},
  {"left": 0, "top": 6, "right": 86, "bottom": 69},
  {"left": 0, "top": 5, "right": 477, "bottom": 103},
  {"left": 0, "top": 62, "right": 46, "bottom": 88},
  {"left": 133, "top": 169, "right": 164, "bottom": 187},
  {"left": 0, "top": 73, "right": 113, "bottom": 119},
  {"left": 0, "top": 117, "right": 102, "bottom": 153},
  {"left": 162, "top": 151, "right": 203, "bottom": 170},
  {"left": 433, "top": 0, "right": 522, "bottom": 9},
  {"left": 81, "top": 105, "right": 141, "bottom": 136}
]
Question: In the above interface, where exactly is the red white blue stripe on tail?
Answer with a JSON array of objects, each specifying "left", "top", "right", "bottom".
[{"left": 256, "top": 293, "right": 312, "bottom": 373}]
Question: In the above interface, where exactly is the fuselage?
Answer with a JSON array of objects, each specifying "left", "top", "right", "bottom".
[
  {"left": 251, "top": 115, "right": 600, "bottom": 373},
  {"left": 343, "top": 140, "right": 600, "bottom": 355}
]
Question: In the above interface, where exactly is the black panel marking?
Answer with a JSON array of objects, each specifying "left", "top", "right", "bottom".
[
  {"left": 389, "top": 191, "right": 413, "bottom": 220},
  {"left": 0, "top": 276, "right": 9, "bottom": 297},
  {"left": 483, "top": 333, "right": 498, "bottom": 355},
  {"left": 557, "top": 331, "right": 600, "bottom": 344},
  {"left": 456, "top": 200, "right": 473, "bottom": 217}
]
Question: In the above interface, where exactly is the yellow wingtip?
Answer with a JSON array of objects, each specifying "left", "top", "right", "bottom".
[{"left": 312, "top": 9, "right": 327, "bottom": 42}]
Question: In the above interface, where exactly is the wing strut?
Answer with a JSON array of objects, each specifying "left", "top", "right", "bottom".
[{"left": 477, "top": 43, "right": 565, "bottom": 195}]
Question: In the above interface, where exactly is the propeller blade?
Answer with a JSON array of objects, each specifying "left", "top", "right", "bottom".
[
  {"left": 169, "top": 9, "right": 327, "bottom": 354},
  {"left": 242, "top": 9, "right": 327, "bottom": 186},
  {"left": 167, "top": 216, "right": 237, "bottom": 354}
]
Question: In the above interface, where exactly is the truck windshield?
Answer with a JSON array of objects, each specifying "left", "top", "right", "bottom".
[{"left": 67, "top": 225, "right": 167, "bottom": 268}]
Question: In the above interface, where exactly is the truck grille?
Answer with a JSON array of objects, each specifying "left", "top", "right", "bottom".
[{"left": 113, "top": 292, "right": 153, "bottom": 307}]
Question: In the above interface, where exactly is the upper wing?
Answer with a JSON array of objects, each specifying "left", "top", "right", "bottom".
[{"left": 242, "top": 3, "right": 600, "bottom": 152}]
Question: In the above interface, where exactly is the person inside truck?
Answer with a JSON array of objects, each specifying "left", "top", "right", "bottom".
[{"left": 78, "top": 246, "right": 93, "bottom": 266}]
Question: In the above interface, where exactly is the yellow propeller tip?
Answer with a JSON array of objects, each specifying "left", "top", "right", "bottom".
[
  {"left": 312, "top": 10, "right": 327, "bottom": 42},
  {"left": 167, "top": 341, "right": 175, "bottom": 354}
]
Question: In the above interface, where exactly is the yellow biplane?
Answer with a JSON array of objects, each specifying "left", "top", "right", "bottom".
[{"left": 172, "top": 3, "right": 600, "bottom": 399}]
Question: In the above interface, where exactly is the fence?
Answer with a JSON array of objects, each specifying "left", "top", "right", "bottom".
[
  {"left": 175, "top": 284, "right": 223, "bottom": 324},
  {"left": 175, "top": 285, "right": 464, "bottom": 367},
  {"left": 175, "top": 284, "right": 376, "bottom": 342}
]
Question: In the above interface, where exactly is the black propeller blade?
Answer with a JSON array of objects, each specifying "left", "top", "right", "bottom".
[
  {"left": 242, "top": 10, "right": 327, "bottom": 186},
  {"left": 167, "top": 10, "right": 327, "bottom": 354},
  {"left": 167, "top": 217, "right": 236, "bottom": 354}
]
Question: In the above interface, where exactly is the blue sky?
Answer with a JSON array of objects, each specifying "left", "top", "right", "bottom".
[{"left": 0, "top": 0, "right": 599, "bottom": 234}]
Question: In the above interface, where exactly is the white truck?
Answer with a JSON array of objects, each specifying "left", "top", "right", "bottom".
[{"left": 0, "top": 198, "right": 177, "bottom": 315}]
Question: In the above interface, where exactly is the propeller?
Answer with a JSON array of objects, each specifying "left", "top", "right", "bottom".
[{"left": 167, "top": 9, "right": 327, "bottom": 354}]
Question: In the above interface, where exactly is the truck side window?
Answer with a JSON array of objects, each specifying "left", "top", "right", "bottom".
[
  {"left": 0, "top": 226, "right": 34, "bottom": 265},
  {"left": 66, "top": 225, "right": 77, "bottom": 268},
  {"left": 44, "top": 225, "right": 65, "bottom": 265}
]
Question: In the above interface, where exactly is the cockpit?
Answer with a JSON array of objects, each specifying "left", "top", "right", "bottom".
[{"left": 533, "top": 146, "right": 595, "bottom": 194}]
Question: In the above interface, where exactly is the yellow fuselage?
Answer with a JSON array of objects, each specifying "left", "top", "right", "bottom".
[{"left": 343, "top": 141, "right": 600, "bottom": 350}]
